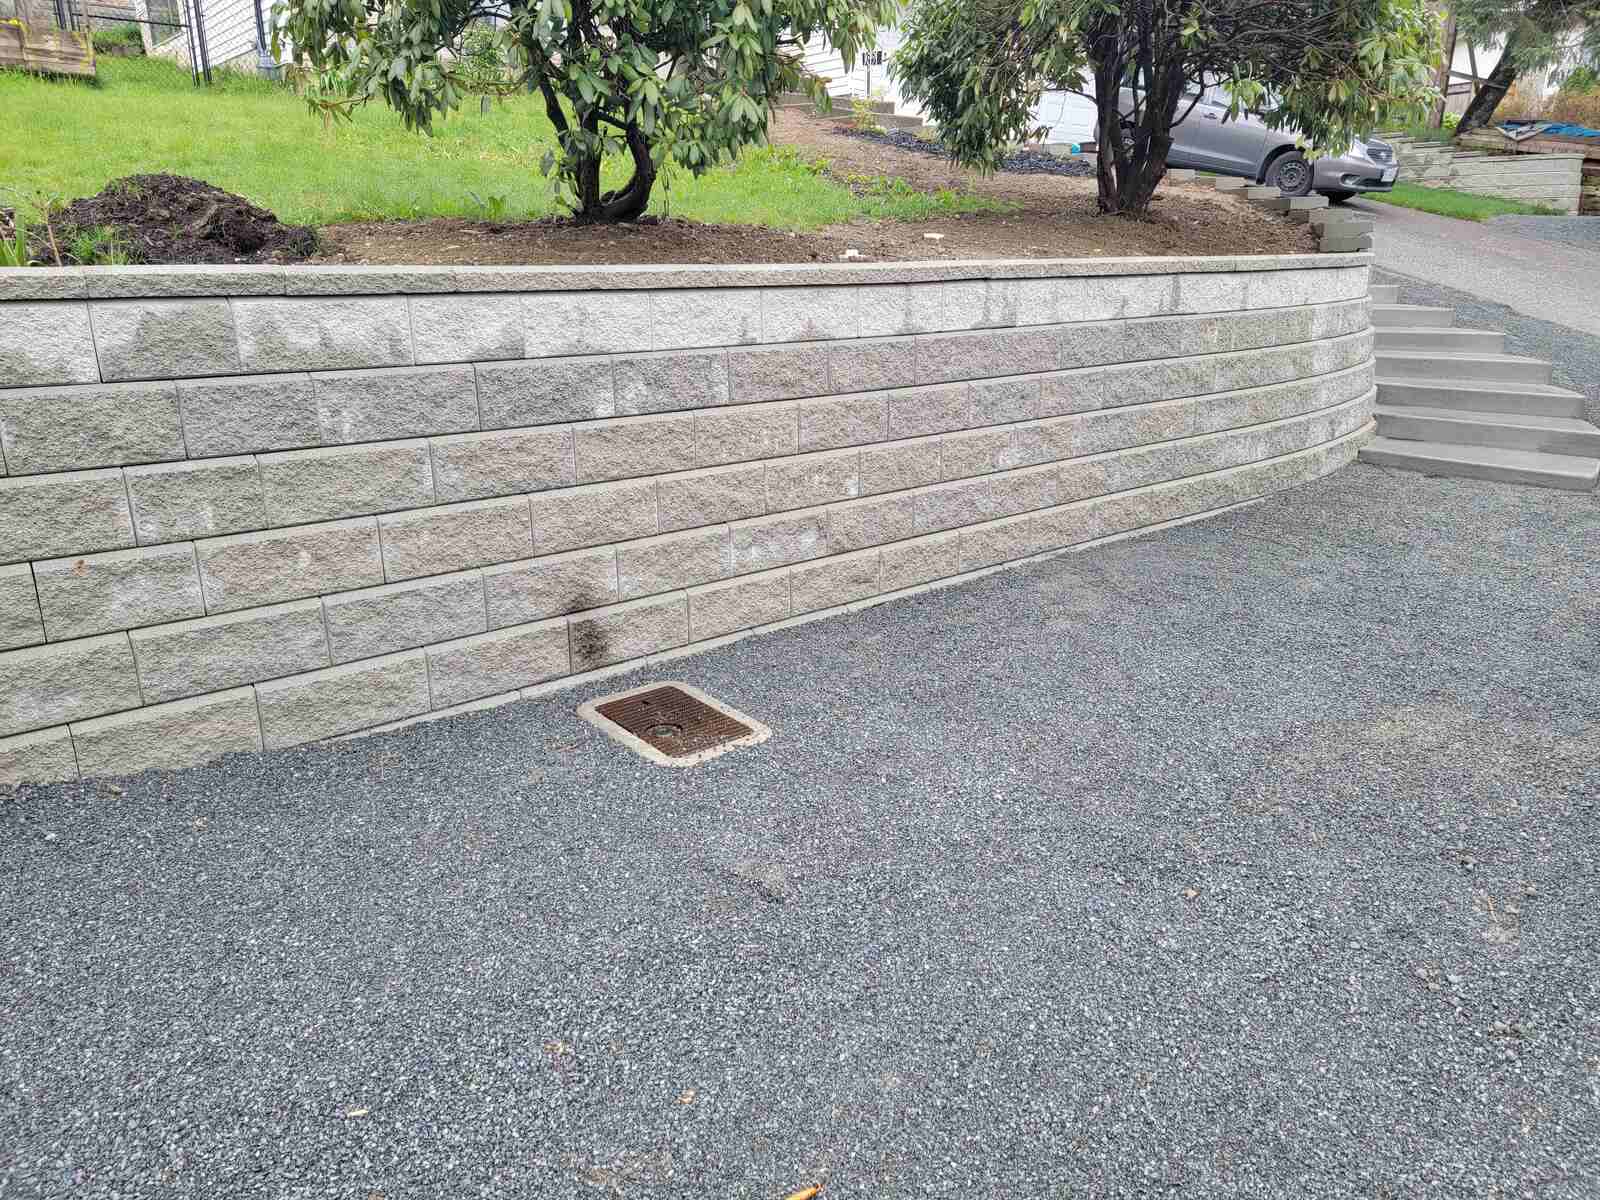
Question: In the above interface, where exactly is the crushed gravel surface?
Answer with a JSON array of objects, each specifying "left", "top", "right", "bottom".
[
  {"left": 1484, "top": 215, "right": 1600, "bottom": 252},
  {"left": 840, "top": 126, "right": 1099, "bottom": 178},
  {"left": 3, "top": 465, "right": 1598, "bottom": 1198},
  {"left": 1374, "top": 267, "right": 1600, "bottom": 427}
]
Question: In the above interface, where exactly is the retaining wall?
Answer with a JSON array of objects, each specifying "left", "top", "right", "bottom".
[
  {"left": 1396, "top": 140, "right": 1584, "bottom": 213},
  {"left": 0, "top": 255, "right": 1375, "bottom": 785}
]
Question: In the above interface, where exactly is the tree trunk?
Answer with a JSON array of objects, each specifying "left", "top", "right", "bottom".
[
  {"left": 593, "top": 123, "right": 657, "bottom": 222},
  {"left": 1459, "top": 27, "right": 1524, "bottom": 131},
  {"left": 1090, "top": 49, "right": 1181, "bottom": 217}
]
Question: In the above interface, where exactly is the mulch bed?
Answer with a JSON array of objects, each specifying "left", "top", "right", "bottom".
[{"left": 42, "top": 174, "right": 316, "bottom": 265}]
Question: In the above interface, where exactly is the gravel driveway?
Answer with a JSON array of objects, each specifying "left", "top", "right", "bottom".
[{"left": 4, "top": 465, "right": 1598, "bottom": 1199}]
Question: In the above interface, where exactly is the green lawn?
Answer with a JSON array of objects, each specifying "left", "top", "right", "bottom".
[
  {"left": 0, "top": 56, "right": 1005, "bottom": 228},
  {"left": 1365, "top": 181, "right": 1565, "bottom": 221}
]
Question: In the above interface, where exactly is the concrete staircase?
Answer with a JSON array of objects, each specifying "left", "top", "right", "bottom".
[
  {"left": 774, "top": 93, "right": 926, "bottom": 131},
  {"left": 1359, "top": 283, "right": 1600, "bottom": 490}
]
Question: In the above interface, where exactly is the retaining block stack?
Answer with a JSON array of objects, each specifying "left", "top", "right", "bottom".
[
  {"left": 1383, "top": 135, "right": 1585, "bottom": 214},
  {"left": 0, "top": 255, "right": 1375, "bottom": 784}
]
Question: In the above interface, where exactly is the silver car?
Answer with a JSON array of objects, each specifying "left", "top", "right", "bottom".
[{"left": 1135, "top": 84, "right": 1401, "bottom": 199}]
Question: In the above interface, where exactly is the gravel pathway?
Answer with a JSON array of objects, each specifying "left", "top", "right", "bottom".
[
  {"left": 4, "top": 465, "right": 1599, "bottom": 1199},
  {"left": 1484, "top": 215, "right": 1600, "bottom": 252},
  {"left": 840, "top": 126, "right": 1098, "bottom": 178},
  {"left": 1374, "top": 267, "right": 1600, "bottom": 427}
]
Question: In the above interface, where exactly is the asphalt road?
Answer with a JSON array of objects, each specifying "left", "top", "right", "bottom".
[
  {"left": 1352, "top": 197, "right": 1600, "bottom": 338},
  {"left": 3, "top": 464, "right": 1599, "bottom": 1199}
]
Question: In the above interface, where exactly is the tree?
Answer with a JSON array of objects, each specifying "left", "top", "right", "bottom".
[
  {"left": 893, "top": 0, "right": 1440, "bottom": 216},
  {"left": 1453, "top": 0, "right": 1600, "bottom": 129},
  {"left": 274, "top": 0, "right": 894, "bottom": 222}
]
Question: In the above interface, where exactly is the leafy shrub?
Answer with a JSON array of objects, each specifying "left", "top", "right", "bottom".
[{"left": 91, "top": 22, "right": 144, "bottom": 54}]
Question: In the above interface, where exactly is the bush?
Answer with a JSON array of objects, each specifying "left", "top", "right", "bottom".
[{"left": 91, "top": 22, "right": 144, "bottom": 55}]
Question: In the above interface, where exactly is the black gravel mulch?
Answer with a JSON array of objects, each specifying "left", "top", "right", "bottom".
[{"left": 839, "top": 125, "right": 1099, "bottom": 178}]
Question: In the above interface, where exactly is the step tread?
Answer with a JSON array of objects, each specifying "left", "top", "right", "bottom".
[
  {"left": 1375, "top": 376, "right": 1585, "bottom": 399},
  {"left": 1374, "top": 404, "right": 1599, "bottom": 434},
  {"left": 1361, "top": 436, "right": 1600, "bottom": 481},
  {"left": 1375, "top": 350, "right": 1551, "bottom": 366},
  {"left": 1371, "top": 304, "right": 1454, "bottom": 316}
]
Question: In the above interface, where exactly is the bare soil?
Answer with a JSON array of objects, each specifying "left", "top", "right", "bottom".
[
  {"left": 317, "top": 112, "right": 1316, "bottom": 266},
  {"left": 44, "top": 174, "right": 317, "bottom": 265}
]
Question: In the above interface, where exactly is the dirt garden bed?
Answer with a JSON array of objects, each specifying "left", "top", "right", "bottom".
[{"left": 17, "top": 112, "right": 1313, "bottom": 268}]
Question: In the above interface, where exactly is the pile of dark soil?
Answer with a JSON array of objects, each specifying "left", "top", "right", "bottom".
[
  {"left": 840, "top": 126, "right": 1100, "bottom": 179},
  {"left": 47, "top": 174, "right": 317, "bottom": 265}
]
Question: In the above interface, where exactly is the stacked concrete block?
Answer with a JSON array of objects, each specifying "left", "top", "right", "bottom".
[{"left": 0, "top": 255, "right": 1374, "bottom": 785}]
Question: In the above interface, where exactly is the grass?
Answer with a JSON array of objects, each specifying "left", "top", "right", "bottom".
[
  {"left": 0, "top": 56, "right": 1010, "bottom": 230},
  {"left": 1365, "top": 181, "right": 1566, "bottom": 221}
]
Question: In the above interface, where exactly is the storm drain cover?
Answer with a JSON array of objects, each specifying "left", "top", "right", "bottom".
[{"left": 578, "top": 682, "right": 770, "bottom": 767}]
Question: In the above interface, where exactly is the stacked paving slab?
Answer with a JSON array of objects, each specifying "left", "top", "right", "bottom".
[{"left": 1359, "top": 283, "right": 1600, "bottom": 490}]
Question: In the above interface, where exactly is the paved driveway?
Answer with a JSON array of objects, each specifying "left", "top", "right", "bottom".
[
  {"left": 1350, "top": 198, "right": 1600, "bottom": 338},
  {"left": 3, "top": 465, "right": 1599, "bottom": 1198}
]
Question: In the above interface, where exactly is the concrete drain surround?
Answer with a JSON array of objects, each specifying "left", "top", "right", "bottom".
[
  {"left": 0, "top": 255, "right": 1375, "bottom": 785},
  {"left": 580, "top": 681, "right": 768, "bottom": 766}
]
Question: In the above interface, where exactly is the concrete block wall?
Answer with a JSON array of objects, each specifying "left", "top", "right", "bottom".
[
  {"left": 1394, "top": 140, "right": 1584, "bottom": 214},
  {"left": 0, "top": 256, "right": 1375, "bottom": 784}
]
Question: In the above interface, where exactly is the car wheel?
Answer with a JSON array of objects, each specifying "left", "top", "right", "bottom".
[
  {"left": 1323, "top": 189, "right": 1357, "bottom": 204},
  {"left": 1266, "top": 152, "right": 1314, "bottom": 197}
]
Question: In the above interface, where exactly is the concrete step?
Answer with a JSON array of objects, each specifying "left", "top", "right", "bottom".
[
  {"left": 1374, "top": 326, "right": 1506, "bottom": 353},
  {"left": 1374, "top": 350, "right": 1553, "bottom": 385},
  {"left": 1374, "top": 403, "right": 1600, "bottom": 456},
  {"left": 1375, "top": 377, "right": 1587, "bottom": 420},
  {"left": 875, "top": 113, "right": 926, "bottom": 130},
  {"left": 1371, "top": 303, "right": 1456, "bottom": 328},
  {"left": 1369, "top": 284, "right": 1399, "bottom": 304},
  {"left": 1359, "top": 437, "right": 1600, "bottom": 490}
]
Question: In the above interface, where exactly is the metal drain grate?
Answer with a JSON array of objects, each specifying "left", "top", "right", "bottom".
[{"left": 580, "top": 682, "right": 770, "bottom": 766}]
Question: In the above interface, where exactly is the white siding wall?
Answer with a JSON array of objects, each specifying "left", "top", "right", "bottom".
[{"left": 136, "top": 0, "right": 267, "bottom": 69}]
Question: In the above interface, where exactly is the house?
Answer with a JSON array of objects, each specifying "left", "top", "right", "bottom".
[{"left": 134, "top": 0, "right": 275, "bottom": 74}]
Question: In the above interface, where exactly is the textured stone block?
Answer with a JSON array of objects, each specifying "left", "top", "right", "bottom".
[
  {"left": 828, "top": 492, "right": 914, "bottom": 554},
  {"left": 0, "top": 726, "right": 79, "bottom": 787},
  {"left": 178, "top": 374, "right": 319, "bottom": 456},
  {"left": 125, "top": 456, "right": 265, "bottom": 545},
  {"left": 617, "top": 526, "right": 732, "bottom": 599},
  {"left": 0, "top": 633, "right": 140, "bottom": 737},
  {"left": 652, "top": 289, "right": 760, "bottom": 350},
  {"left": 916, "top": 327, "right": 1059, "bottom": 384},
  {"left": 941, "top": 279, "right": 1012, "bottom": 331},
  {"left": 0, "top": 563, "right": 44, "bottom": 650},
  {"left": 569, "top": 593, "right": 688, "bottom": 670},
  {"left": 483, "top": 546, "right": 617, "bottom": 628},
  {"left": 313, "top": 365, "right": 478, "bottom": 444},
  {"left": 791, "top": 549, "right": 882, "bottom": 613},
  {"left": 858, "top": 283, "right": 942, "bottom": 337},
  {"left": 614, "top": 351, "right": 729, "bottom": 415},
  {"left": 576, "top": 413, "right": 696, "bottom": 483},
  {"left": 197, "top": 517, "right": 383, "bottom": 613},
  {"left": 476, "top": 357, "right": 615, "bottom": 429},
  {"left": 523, "top": 290, "right": 651, "bottom": 358},
  {"left": 688, "top": 569, "right": 791, "bottom": 641},
  {"left": 0, "top": 381, "right": 184, "bottom": 474},
  {"left": 728, "top": 345, "right": 830, "bottom": 403},
  {"left": 960, "top": 513, "right": 1042, "bottom": 571},
  {"left": 255, "top": 650, "right": 432, "bottom": 749},
  {"left": 426, "top": 619, "right": 569, "bottom": 706},
  {"left": 1039, "top": 368, "right": 1106, "bottom": 417},
  {"left": 913, "top": 466, "right": 1057, "bottom": 533},
  {"left": 379, "top": 495, "right": 533, "bottom": 580},
  {"left": 0, "top": 302, "right": 98, "bottom": 388},
  {"left": 1034, "top": 502, "right": 1097, "bottom": 551},
  {"left": 941, "top": 428, "right": 1014, "bottom": 480},
  {"left": 129, "top": 598, "right": 329, "bottom": 703},
  {"left": 860, "top": 437, "right": 943, "bottom": 495},
  {"left": 91, "top": 299, "right": 240, "bottom": 381},
  {"left": 695, "top": 403, "right": 798, "bottom": 466},
  {"left": 881, "top": 531, "right": 960, "bottom": 591},
  {"left": 71, "top": 687, "right": 262, "bottom": 778},
  {"left": 430, "top": 427, "right": 575, "bottom": 502},
  {"left": 234, "top": 298, "right": 412, "bottom": 372},
  {"left": 0, "top": 469, "right": 134, "bottom": 564},
  {"left": 0, "top": 268, "right": 85, "bottom": 303},
  {"left": 411, "top": 294, "right": 525, "bottom": 363},
  {"left": 971, "top": 377, "right": 1041, "bottom": 426},
  {"left": 259, "top": 441, "right": 435, "bottom": 525},
  {"left": 34, "top": 543, "right": 204, "bottom": 640},
  {"left": 324, "top": 571, "right": 486, "bottom": 664},
  {"left": 762, "top": 286, "right": 857, "bottom": 343},
  {"left": 830, "top": 339, "right": 917, "bottom": 394},
  {"left": 797, "top": 393, "right": 887, "bottom": 452},
  {"left": 657, "top": 463, "right": 767, "bottom": 533},
  {"left": 528, "top": 478, "right": 655, "bottom": 555},
  {"left": 765, "top": 449, "right": 861, "bottom": 511},
  {"left": 730, "top": 510, "right": 828, "bottom": 573},
  {"left": 886, "top": 384, "right": 972, "bottom": 439}
]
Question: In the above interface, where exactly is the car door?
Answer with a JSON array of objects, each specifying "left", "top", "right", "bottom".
[{"left": 1189, "top": 88, "right": 1269, "bottom": 178}]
